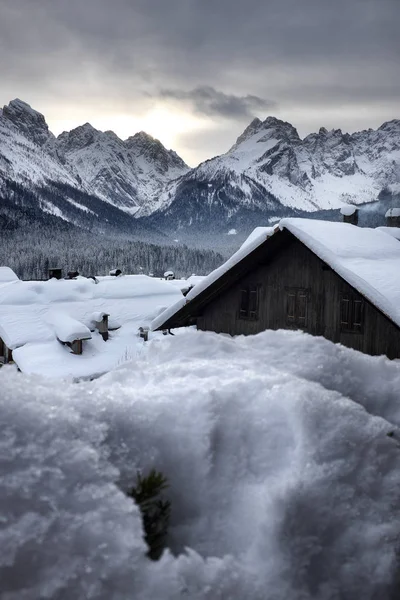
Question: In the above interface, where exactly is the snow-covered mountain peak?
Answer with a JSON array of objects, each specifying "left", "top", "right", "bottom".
[
  {"left": 232, "top": 117, "right": 263, "bottom": 147},
  {"left": 262, "top": 116, "right": 300, "bottom": 138},
  {"left": 126, "top": 130, "right": 155, "bottom": 144},
  {"left": 57, "top": 123, "right": 104, "bottom": 153},
  {"left": 378, "top": 120, "right": 400, "bottom": 134},
  {"left": 125, "top": 131, "right": 188, "bottom": 172},
  {"left": 1, "top": 98, "right": 53, "bottom": 147}
]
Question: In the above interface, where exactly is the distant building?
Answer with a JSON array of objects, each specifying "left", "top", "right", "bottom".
[{"left": 152, "top": 219, "right": 400, "bottom": 359}]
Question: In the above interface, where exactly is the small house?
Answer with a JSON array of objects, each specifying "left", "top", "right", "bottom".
[
  {"left": 152, "top": 219, "right": 400, "bottom": 359},
  {"left": 385, "top": 208, "right": 400, "bottom": 228}
]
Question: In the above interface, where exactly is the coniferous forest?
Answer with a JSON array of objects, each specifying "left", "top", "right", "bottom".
[{"left": 0, "top": 180, "right": 224, "bottom": 279}]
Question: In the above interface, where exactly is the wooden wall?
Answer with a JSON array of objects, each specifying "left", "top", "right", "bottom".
[{"left": 197, "top": 235, "right": 400, "bottom": 359}]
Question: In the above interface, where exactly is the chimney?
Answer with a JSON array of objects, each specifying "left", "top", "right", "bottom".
[
  {"left": 385, "top": 208, "right": 400, "bottom": 227},
  {"left": 94, "top": 313, "right": 109, "bottom": 341},
  {"left": 340, "top": 205, "right": 358, "bottom": 225},
  {"left": 109, "top": 268, "right": 122, "bottom": 277},
  {"left": 48, "top": 268, "right": 62, "bottom": 280}
]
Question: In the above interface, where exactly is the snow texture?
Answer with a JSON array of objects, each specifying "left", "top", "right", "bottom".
[
  {"left": 1, "top": 329, "right": 400, "bottom": 599},
  {"left": 340, "top": 204, "right": 357, "bottom": 216},
  {"left": 46, "top": 311, "right": 92, "bottom": 343},
  {"left": 385, "top": 208, "right": 400, "bottom": 217},
  {"left": 377, "top": 226, "right": 400, "bottom": 241},
  {"left": 0, "top": 274, "right": 182, "bottom": 378},
  {"left": 239, "top": 226, "right": 277, "bottom": 250},
  {"left": 0, "top": 267, "right": 19, "bottom": 283}
]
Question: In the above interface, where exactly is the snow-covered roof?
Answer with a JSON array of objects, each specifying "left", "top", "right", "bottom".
[
  {"left": 151, "top": 227, "right": 277, "bottom": 330},
  {"left": 47, "top": 311, "right": 92, "bottom": 343},
  {"left": 340, "top": 204, "right": 357, "bottom": 216},
  {"left": 385, "top": 208, "right": 400, "bottom": 218},
  {"left": 0, "top": 274, "right": 183, "bottom": 377},
  {"left": 152, "top": 219, "right": 400, "bottom": 331},
  {"left": 239, "top": 226, "right": 276, "bottom": 250},
  {"left": 281, "top": 219, "right": 400, "bottom": 328},
  {"left": 376, "top": 226, "right": 400, "bottom": 241},
  {"left": 0, "top": 266, "right": 19, "bottom": 284}
]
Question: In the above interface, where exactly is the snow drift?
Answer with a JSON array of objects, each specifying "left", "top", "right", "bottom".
[{"left": 1, "top": 329, "right": 400, "bottom": 599}]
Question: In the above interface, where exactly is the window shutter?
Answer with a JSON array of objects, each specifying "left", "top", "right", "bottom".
[
  {"left": 249, "top": 287, "right": 258, "bottom": 319},
  {"left": 340, "top": 296, "right": 350, "bottom": 326},
  {"left": 287, "top": 292, "right": 296, "bottom": 323},
  {"left": 352, "top": 300, "right": 363, "bottom": 332},
  {"left": 297, "top": 292, "right": 307, "bottom": 325},
  {"left": 240, "top": 289, "right": 249, "bottom": 317}
]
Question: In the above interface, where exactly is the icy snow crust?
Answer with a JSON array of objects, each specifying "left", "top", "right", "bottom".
[{"left": 1, "top": 329, "right": 400, "bottom": 599}]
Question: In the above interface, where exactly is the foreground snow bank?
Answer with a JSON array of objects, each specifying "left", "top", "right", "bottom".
[{"left": 1, "top": 329, "right": 400, "bottom": 599}]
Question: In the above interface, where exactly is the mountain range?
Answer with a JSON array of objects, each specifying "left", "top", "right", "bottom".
[{"left": 1, "top": 98, "right": 399, "bottom": 244}]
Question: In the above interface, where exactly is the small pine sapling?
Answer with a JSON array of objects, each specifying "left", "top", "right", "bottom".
[{"left": 127, "top": 469, "right": 171, "bottom": 560}]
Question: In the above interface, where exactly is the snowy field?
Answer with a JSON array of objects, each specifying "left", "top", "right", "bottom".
[{"left": 1, "top": 328, "right": 400, "bottom": 599}]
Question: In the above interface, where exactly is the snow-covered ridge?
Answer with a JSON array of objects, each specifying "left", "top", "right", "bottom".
[
  {"left": 1, "top": 98, "right": 399, "bottom": 227},
  {"left": 0, "top": 99, "right": 189, "bottom": 214},
  {"left": 153, "top": 115, "right": 400, "bottom": 224}
]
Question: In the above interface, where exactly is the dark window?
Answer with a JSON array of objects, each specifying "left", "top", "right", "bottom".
[
  {"left": 285, "top": 288, "right": 309, "bottom": 328},
  {"left": 340, "top": 294, "right": 364, "bottom": 333},
  {"left": 239, "top": 285, "right": 259, "bottom": 320}
]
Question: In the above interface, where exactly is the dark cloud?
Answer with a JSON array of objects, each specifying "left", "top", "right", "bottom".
[
  {"left": 159, "top": 86, "right": 276, "bottom": 120},
  {"left": 0, "top": 0, "right": 399, "bottom": 163}
]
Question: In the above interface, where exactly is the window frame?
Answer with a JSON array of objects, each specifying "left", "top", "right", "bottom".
[
  {"left": 238, "top": 284, "right": 260, "bottom": 321},
  {"left": 339, "top": 293, "right": 364, "bottom": 333},
  {"left": 285, "top": 287, "right": 309, "bottom": 328}
]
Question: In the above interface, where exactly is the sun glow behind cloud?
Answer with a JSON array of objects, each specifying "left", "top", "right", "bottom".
[{"left": 47, "top": 105, "right": 207, "bottom": 164}]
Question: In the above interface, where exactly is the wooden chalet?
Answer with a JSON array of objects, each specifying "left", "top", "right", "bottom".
[{"left": 152, "top": 219, "right": 400, "bottom": 359}]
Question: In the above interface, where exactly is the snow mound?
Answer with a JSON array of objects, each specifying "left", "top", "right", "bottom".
[
  {"left": 340, "top": 204, "right": 357, "bottom": 216},
  {"left": 1, "top": 329, "right": 400, "bottom": 599},
  {"left": 47, "top": 311, "right": 92, "bottom": 343},
  {"left": 0, "top": 266, "right": 19, "bottom": 283}
]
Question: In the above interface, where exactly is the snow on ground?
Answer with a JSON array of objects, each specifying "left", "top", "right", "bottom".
[{"left": 1, "top": 328, "right": 400, "bottom": 599}]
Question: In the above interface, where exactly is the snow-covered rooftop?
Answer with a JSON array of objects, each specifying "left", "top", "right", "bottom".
[
  {"left": 0, "top": 274, "right": 183, "bottom": 378},
  {"left": 151, "top": 226, "right": 277, "bottom": 330},
  {"left": 0, "top": 266, "right": 19, "bottom": 284},
  {"left": 281, "top": 218, "right": 400, "bottom": 328},
  {"left": 376, "top": 226, "right": 400, "bottom": 241},
  {"left": 152, "top": 219, "right": 400, "bottom": 331},
  {"left": 385, "top": 208, "right": 400, "bottom": 218}
]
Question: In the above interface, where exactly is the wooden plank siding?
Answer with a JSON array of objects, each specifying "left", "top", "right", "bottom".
[{"left": 196, "top": 235, "right": 400, "bottom": 359}]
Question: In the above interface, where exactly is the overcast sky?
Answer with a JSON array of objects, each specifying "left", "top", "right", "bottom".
[{"left": 0, "top": 0, "right": 399, "bottom": 166}]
